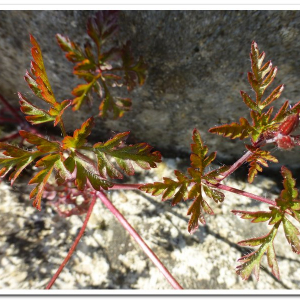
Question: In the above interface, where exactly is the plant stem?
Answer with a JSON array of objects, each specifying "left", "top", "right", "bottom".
[
  {"left": 205, "top": 181, "right": 277, "bottom": 206},
  {"left": 45, "top": 194, "right": 97, "bottom": 289},
  {"left": 108, "top": 183, "right": 142, "bottom": 190},
  {"left": 217, "top": 139, "right": 266, "bottom": 182},
  {"left": 217, "top": 150, "right": 253, "bottom": 182},
  {"left": 96, "top": 190, "right": 184, "bottom": 290},
  {"left": 0, "top": 93, "right": 25, "bottom": 125}
]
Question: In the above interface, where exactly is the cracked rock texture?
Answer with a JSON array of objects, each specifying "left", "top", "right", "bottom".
[
  {"left": 0, "top": 158, "right": 300, "bottom": 290},
  {"left": 1, "top": 11, "right": 300, "bottom": 167}
]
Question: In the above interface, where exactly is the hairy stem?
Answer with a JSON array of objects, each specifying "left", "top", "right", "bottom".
[
  {"left": 45, "top": 194, "right": 97, "bottom": 289},
  {"left": 217, "top": 138, "right": 266, "bottom": 182},
  {"left": 205, "top": 181, "right": 276, "bottom": 206},
  {"left": 96, "top": 190, "right": 183, "bottom": 290}
]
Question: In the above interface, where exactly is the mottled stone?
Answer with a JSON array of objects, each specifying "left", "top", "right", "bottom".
[{"left": 0, "top": 159, "right": 299, "bottom": 290}]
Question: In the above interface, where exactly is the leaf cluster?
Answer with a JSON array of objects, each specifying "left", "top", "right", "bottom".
[
  {"left": 0, "top": 29, "right": 159, "bottom": 211},
  {"left": 56, "top": 11, "right": 147, "bottom": 118},
  {"left": 209, "top": 41, "right": 300, "bottom": 182},
  {"left": 233, "top": 167, "right": 300, "bottom": 280},
  {"left": 141, "top": 129, "right": 228, "bottom": 233},
  {"left": 0, "top": 116, "right": 161, "bottom": 210}
]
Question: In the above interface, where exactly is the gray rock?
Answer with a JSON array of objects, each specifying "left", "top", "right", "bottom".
[
  {"left": 1, "top": 10, "right": 300, "bottom": 170},
  {"left": 0, "top": 158, "right": 299, "bottom": 290}
]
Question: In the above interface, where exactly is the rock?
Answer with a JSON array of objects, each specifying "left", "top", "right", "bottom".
[
  {"left": 0, "top": 11, "right": 300, "bottom": 170},
  {"left": 0, "top": 158, "right": 299, "bottom": 290}
]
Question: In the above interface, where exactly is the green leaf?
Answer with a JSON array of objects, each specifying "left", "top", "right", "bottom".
[
  {"left": 19, "top": 130, "right": 60, "bottom": 153},
  {"left": 121, "top": 42, "right": 147, "bottom": 91},
  {"left": 236, "top": 224, "right": 279, "bottom": 280},
  {"left": 28, "top": 35, "right": 57, "bottom": 106},
  {"left": 71, "top": 76, "right": 99, "bottom": 111},
  {"left": 29, "top": 153, "right": 60, "bottom": 210},
  {"left": 240, "top": 91, "right": 259, "bottom": 112},
  {"left": 246, "top": 145, "right": 278, "bottom": 183},
  {"left": 282, "top": 216, "right": 300, "bottom": 254},
  {"left": 0, "top": 143, "right": 42, "bottom": 185},
  {"left": 141, "top": 129, "right": 220, "bottom": 234},
  {"left": 260, "top": 84, "right": 284, "bottom": 109},
  {"left": 74, "top": 156, "right": 113, "bottom": 191},
  {"left": 272, "top": 100, "right": 290, "bottom": 124},
  {"left": 203, "top": 165, "right": 230, "bottom": 183},
  {"left": 18, "top": 93, "right": 56, "bottom": 125},
  {"left": 56, "top": 34, "right": 85, "bottom": 63},
  {"left": 140, "top": 170, "right": 190, "bottom": 205},
  {"left": 94, "top": 131, "right": 162, "bottom": 179},
  {"left": 187, "top": 188, "right": 214, "bottom": 233},
  {"left": 62, "top": 117, "right": 94, "bottom": 150},
  {"left": 209, "top": 117, "right": 252, "bottom": 140},
  {"left": 203, "top": 185, "right": 224, "bottom": 203},
  {"left": 99, "top": 84, "right": 132, "bottom": 119},
  {"left": 232, "top": 210, "right": 272, "bottom": 223},
  {"left": 280, "top": 166, "right": 298, "bottom": 202}
]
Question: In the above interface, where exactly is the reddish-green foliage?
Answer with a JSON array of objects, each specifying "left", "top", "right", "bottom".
[
  {"left": 141, "top": 129, "right": 228, "bottom": 233},
  {"left": 1, "top": 13, "right": 300, "bottom": 287},
  {"left": 233, "top": 167, "right": 300, "bottom": 280},
  {"left": 0, "top": 33, "right": 159, "bottom": 211},
  {"left": 56, "top": 11, "right": 147, "bottom": 118},
  {"left": 141, "top": 41, "right": 300, "bottom": 281}
]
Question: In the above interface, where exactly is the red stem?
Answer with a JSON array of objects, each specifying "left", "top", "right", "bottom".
[
  {"left": 45, "top": 194, "right": 97, "bottom": 289},
  {"left": 217, "top": 139, "right": 266, "bottom": 182},
  {"left": 217, "top": 150, "right": 253, "bottom": 182},
  {"left": 96, "top": 190, "right": 183, "bottom": 290},
  {"left": 206, "top": 181, "right": 277, "bottom": 206},
  {"left": 0, "top": 132, "right": 20, "bottom": 142},
  {"left": 0, "top": 93, "right": 25, "bottom": 125},
  {"left": 108, "top": 183, "right": 142, "bottom": 190}
]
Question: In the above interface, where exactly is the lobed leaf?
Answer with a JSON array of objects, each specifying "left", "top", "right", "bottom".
[
  {"left": 0, "top": 143, "right": 42, "bottom": 185},
  {"left": 62, "top": 117, "right": 94, "bottom": 150},
  {"left": 19, "top": 130, "right": 60, "bottom": 153},
  {"left": 71, "top": 76, "right": 99, "bottom": 111},
  {"left": 56, "top": 34, "right": 85, "bottom": 63},
  {"left": 87, "top": 11, "right": 119, "bottom": 53},
  {"left": 140, "top": 172, "right": 189, "bottom": 205},
  {"left": 74, "top": 157, "right": 113, "bottom": 191},
  {"left": 29, "top": 153, "right": 60, "bottom": 210},
  {"left": 240, "top": 91, "right": 259, "bottom": 112},
  {"left": 99, "top": 84, "right": 132, "bottom": 119},
  {"left": 282, "top": 216, "right": 300, "bottom": 254},
  {"left": 260, "top": 84, "right": 284, "bottom": 109},
  {"left": 121, "top": 42, "right": 147, "bottom": 91},
  {"left": 203, "top": 185, "right": 224, "bottom": 203},
  {"left": 246, "top": 145, "right": 278, "bottom": 183},
  {"left": 232, "top": 210, "right": 273, "bottom": 223},
  {"left": 236, "top": 225, "right": 279, "bottom": 280},
  {"left": 279, "top": 166, "right": 298, "bottom": 203},
  {"left": 94, "top": 131, "right": 162, "bottom": 179},
  {"left": 18, "top": 93, "right": 56, "bottom": 124},
  {"left": 209, "top": 117, "right": 252, "bottom": 140}
]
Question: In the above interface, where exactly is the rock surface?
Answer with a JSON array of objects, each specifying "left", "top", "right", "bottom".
[
  {"left": 0, "top": 158, "right": 299, "bottom": 290},
  {"left": 1, "top": 11, "right": 300, "bottom": 168}
]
